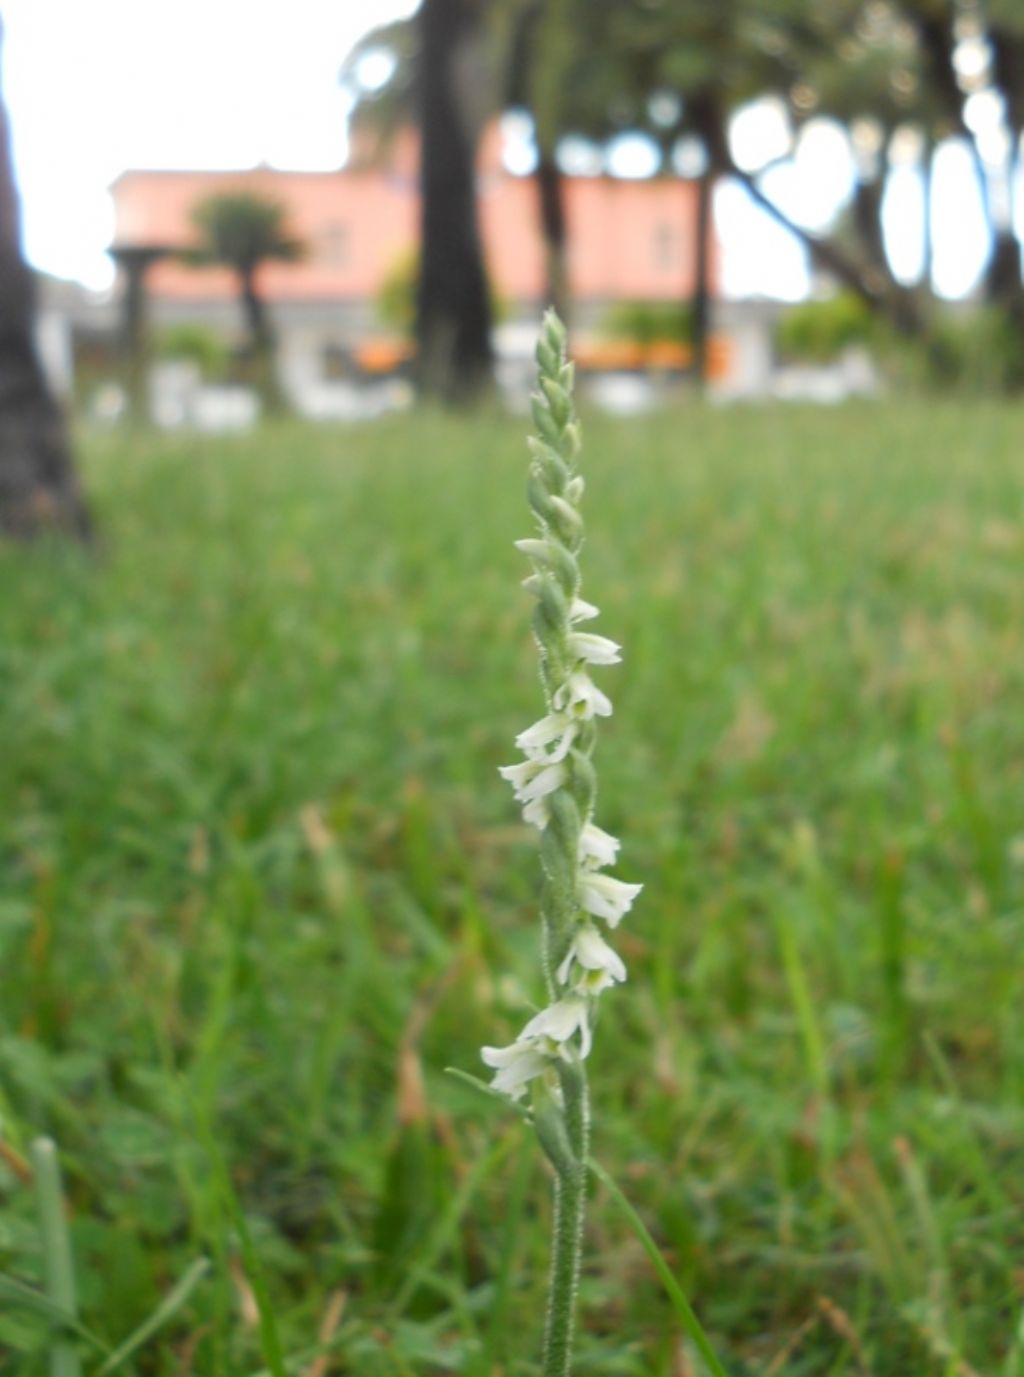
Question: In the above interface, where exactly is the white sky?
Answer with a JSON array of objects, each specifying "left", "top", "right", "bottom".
[{"left": 0, "top": 0, "right": 1004, "bottom": 300}]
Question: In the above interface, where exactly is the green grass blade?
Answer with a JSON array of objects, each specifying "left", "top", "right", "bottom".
[
  {"left": 0, "top": 1276, "right": 109, "bottom": 1355},
  {"left": 98, "top": 1257, "right": 211, "bottom": 1374},
  {"left": 31, "top": 1137, "right": 82, "bottom": 1377},
  {"left": 588, "top": 1157, "right": 731, "bottom": 1377},
  {"left": 386, "top": 1130, "right": 521, "bottom": 1319},
  {"left": 773, "top": 908, "right": 829, "bottom": 1105},
  {"left": 193, "top": 1111, "right": 288, "bottom": 1377},
  {"left": 475, "top": 1141, "right": 534, "bottom": 1375}
]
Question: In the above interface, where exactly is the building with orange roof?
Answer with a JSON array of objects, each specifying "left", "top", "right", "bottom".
[{"left": 108, "top": 124, "right": 725, "bottom": 409}]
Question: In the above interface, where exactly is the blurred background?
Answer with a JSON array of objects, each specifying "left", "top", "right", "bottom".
[
  {"left": 3, "top": 4, "right": 1024, "bottom": 1377},
  {"left": 5, "top": 0, "right": 1024, "bottom": 434}
]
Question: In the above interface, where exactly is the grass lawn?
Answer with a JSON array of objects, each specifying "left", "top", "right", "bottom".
[{"left": 2, "top": 402, "right": 1024, "bottom": 1375}]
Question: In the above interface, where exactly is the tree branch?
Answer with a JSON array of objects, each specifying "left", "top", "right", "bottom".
[{"left": 725, "top": 158, "right": 923, "bottom": 335}]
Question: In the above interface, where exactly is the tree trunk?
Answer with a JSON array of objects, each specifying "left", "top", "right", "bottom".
[
  {"left": 111, "top": 246, "right": 168, "bottom": 426},
  {"left": 851, "top": 134, "right": 897, "bottom": 299},
  {"left": 240, "top": 264, "right": 271, "bottom": 356},
  {"left": 239, "top": 263, "right": 285, "bottom": 414},
  {"left": 0, "top": 21, "right": 89, "bottom": 540},
  {"left": 505, "top": 0, "right": 572, "bottom": 325},
  {"left": 915, "top": 10, "right": 993, "bottom": 224},
  {"left": 416, "top": 0, "right": 493, "bottom": 403},
  {"left": 985, "top": 27, "right": 1024, "bottom": 323},
  {"left": 122, "top": 261, "right": 148, "bottom": 423},
  {"left": 920, "top": 135, "right": 933, "bottom": 292},
  {"left": 535, "top": 147, "right": 569, "bottom": 323},
  {"left": 986, "top": 229, "right": 1024, "bottom": 324},
  {"left": 915, "top": 5, "right": 1020, "bottom": 314},
  {"left": 688, "top": 90, "right": 735, "bottom": 391},
  {"left": 691, "top": 163, "right": 713, "bottom": 392}
]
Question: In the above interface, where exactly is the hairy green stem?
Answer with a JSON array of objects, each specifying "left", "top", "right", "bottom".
[{"left": 543, "top": 1063, "right": 589, "bottom": 1377}]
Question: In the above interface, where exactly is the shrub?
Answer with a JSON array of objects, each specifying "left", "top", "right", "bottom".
[
  {"left": 911, "top": 307, "right": 1024, "bottom": 395},
  {"left": 776, "top": 292, "right": 877, "bottom": 363},
  {"left": 600, "top": 299, "right": 694, "bottom": 347},
  {"left": 156, "top": 323, "right": 231, "bottom": 380}
]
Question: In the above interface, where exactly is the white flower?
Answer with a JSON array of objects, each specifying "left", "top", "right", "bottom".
[
  {"left": 549, "top": 495, "right": 581, "bottom": 529},
  {"left": 579, "top": 872, "right": 643, "bottom": 927},
  {"left": 567, "top": 632, "right": 622, "bottom": 666},
  {"left": 480, "top": 1041, "right": 551, "bottom": 1098},
  {"left": 553, "top": 670, "right": 612, "bottom": 720},
  {"left": 515, "top": 712, "right": 578, "bottom": 762},
  {"left": 556, "top": 924, "right": 627, "bottom": 993},
  {"left": 498, "top": 758, "right": 567, "bottom": 803},
  {"left": 481, "top": 995, "right": 593, "bottom": 1098},
  {"left": 521, "top": 589, "right": 597, "bottom": 622},
  {"left": 569, "top": 597, "right": 599, "bottom": 623},
  {"left": 497, "top": 759, "right": 540, "bottom": 793},
  {"left": 514, "top": 538, "right": 558, "bottom": 564},
  {"left": 579, "top": 822, "right": 621, "bottom": 868},
  {"left": 521, "top": 996, "right": 592, "bottom": 1058},
  {"left": 521, "top": 795, "right": 550, "bottom": 829}
]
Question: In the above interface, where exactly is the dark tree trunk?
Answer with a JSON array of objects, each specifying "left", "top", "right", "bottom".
[
  {"left": 691, "top": 165, "right": 713, "bottom": 392},
  {"left": 416, "top": 0, "right": 493, "bottom": 403},
  {"left": 689, "top": 90, "right": 726, "bottom": 392},
  {"left": 916, "top": 10, "right": 991, "bottom": 218},
  {"left": 915, "top": 11, "right": 1024, "bottom": 316},
  {"left": 240, "top": 264, "right": 271, "bottom": 355},
  {"left": 505, "top": 0, "right": 572, "bottom": 325},
  {"left": 535, "top": 147, "right": 568, "bottom": 323},
  {"left": 915, "top": 7, "right": 1019, "bottom": 311},
  {"left": 986, "top": 27, "right": 1024, "bottom": 318},
  {"left": 239, "top": 263, "right": 284, "bottom": 413},
  {"left": 0, "top": 22, "right": 89, "bottom": 540},
  {"left": 852, "top": 151, "right": 896, "bottom": 298},
  {"left": 122, "top": 260, "right": 148, "bottom": 423},
  {"left": 920, "top": 136, "right": 933, "bottom": 291},
  {"left": 986, "top": 230, "right": 1024, "bottom": 320},
  {"left": 111, "top": 244, "right": 169, "bottom": 426},
  {"left": 992, "top": 25, "right": 1024, "bottom": 137}
]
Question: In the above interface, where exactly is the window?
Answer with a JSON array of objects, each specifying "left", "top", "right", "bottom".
[
  {"left": 320, "top": 222, "right": 350, "bottom": 267},
  {"left": 653, "top": 222, "right": 676, "bottom": 273}
]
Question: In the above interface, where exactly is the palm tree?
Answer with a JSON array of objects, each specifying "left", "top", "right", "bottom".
[
  {"left": 0, "top": 14, "right": 89, "bottom": 539},
  {"left": 188, "top": 191, "right": 302, "bottom": 411}
]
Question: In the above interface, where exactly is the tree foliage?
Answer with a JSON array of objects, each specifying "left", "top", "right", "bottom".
[
  {"left": 348, "top": 0, "right": 1024, "bottom": 385},
  {"left": 189, "top": 193, "right": 302, "bottom": 278},
  {"left": 187, "top": 192, "right": 303, "bottom": 409}
]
